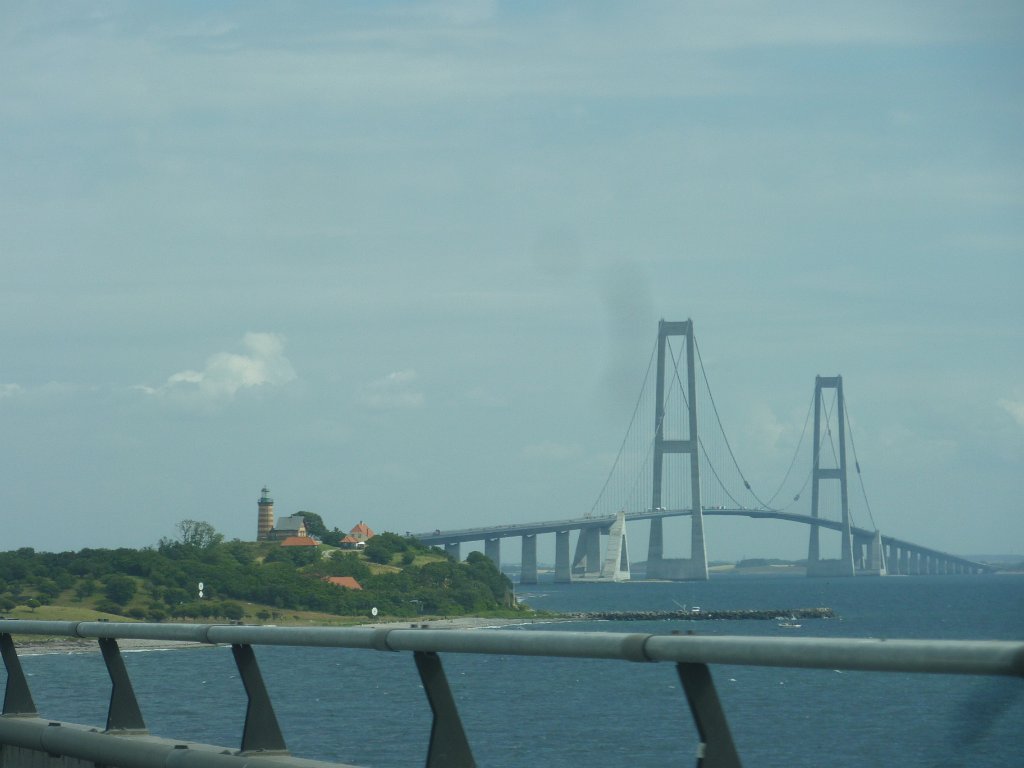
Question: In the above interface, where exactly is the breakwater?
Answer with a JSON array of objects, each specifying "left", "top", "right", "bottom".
[{"left": 563, "top": 607, "right": 835, "bottom": 621}]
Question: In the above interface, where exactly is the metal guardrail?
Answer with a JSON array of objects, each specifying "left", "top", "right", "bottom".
[{"left": 1, "top": 620, "right": 1022, "bottom": 768}]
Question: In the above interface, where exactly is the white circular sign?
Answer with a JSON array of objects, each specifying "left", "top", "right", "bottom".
[
  {"left": 198, "top": 582, "right": 204, "bottom": 591},
  {"left": 371, "top": 607, "right": 378, "bottom": 617}
]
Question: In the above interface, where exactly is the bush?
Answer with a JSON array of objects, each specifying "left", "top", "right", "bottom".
[
  {"left": 94, "top": 598, "right": 124, "bottom": 615},
  {"left": 146, "top": 607, "right": 168, "bottom": 622},
  {"left": 103, "top": 575, "right": 137, "bottom": 604}
]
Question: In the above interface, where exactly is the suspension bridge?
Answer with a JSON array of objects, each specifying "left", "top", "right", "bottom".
[{"left": 414, "top": 320, "right": 994, "bottom": 582}]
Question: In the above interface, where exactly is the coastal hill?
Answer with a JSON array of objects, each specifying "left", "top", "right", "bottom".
[{"left": 0, "top": 521, "right": 522, "bottom": 625}]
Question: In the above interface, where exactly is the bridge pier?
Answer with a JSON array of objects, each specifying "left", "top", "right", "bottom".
[
  {"left": 806, "top": 377, "right": 855, "bottom": 579},
  {"left": 444, "top": 542, "right": 460, "bottom": 561},
  {"left": 572, "top": 528, "right": 602, "bottom": 578},
  {"left": 554, "top": 531, "right": 571, "bottom": 583},
  {"left": 520, "top": 534, "right": 538, "bottom": 584},
  {"left": 645, "top": 320, "right": 708, "bottom": 582},
  {"left": 485, "top": 538, "right": 501, "bottom": 570}
]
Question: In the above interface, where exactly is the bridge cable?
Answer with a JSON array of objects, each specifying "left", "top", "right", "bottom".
[
  {"left": 843, "top": 395, "right": 878, "bottom": 531},
  {"left": 762, "top": 389, "right": 815, "bottom": 507},
  {"left": 692, "top": 337, "right": 772, "bottom": 509},
  {"left": 820, "top": 391, "right": 852, "bottom": 526},
  {"left": 588, "top": 337, "right": 658, "bottom": 517},
  {"left": 667, "top": 338, "right": 747, "bottom": 508}
]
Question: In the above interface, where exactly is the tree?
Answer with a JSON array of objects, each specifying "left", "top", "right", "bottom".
[
  {"left": 177, "top": 520, "right": 224, "bottom": 550},
  {"left": 364, "top": 532, "right": 411, "bottom": 564},
  {"left": 295, "top": 511, "right": 328, "bottom": 539},
  {"left": 103, "top": 575, "right": 137, "bottom": 605}
]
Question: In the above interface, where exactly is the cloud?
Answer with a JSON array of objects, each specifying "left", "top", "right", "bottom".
[
  {"left": 139, "top": 332, "right": 296, "bottom": 403},
  {"left": 0, "top": 384, "right": 23, "bottom": 398},
  {"left": 998, "top": 398, "right": 1024, "bottom": 428},
  {"left": 360, "top": 369, "right": 425, "bottom": 410}
]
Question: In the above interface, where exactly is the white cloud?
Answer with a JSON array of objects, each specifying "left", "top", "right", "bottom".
[
  {"left": 998, "top": 398, "right": 1024, "bottom": 428},
  {"left": 140, "top": 332, "right": 296, "bottom": 403},
  {"left": 0, "top": 383, "right": 23, "bottom": 398},
  {"left": 360, "top": 369, "right": 425, "bottom": 410}
]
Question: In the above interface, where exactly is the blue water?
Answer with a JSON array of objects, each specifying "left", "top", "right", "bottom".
[{"left": 13, "top": 574, "right": 1024, "bottom": 767}]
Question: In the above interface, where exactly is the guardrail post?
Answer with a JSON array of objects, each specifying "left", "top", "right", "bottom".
[
  {"left": 231, "top": 643, "right": 288, "bottom": 754},
  {"left": 677, "top": 662, "right": 741, "bottom": 768},
  {"left": 0, "top": 632, "right": 36, "bottom": 716},
  {"left": 99, "top": 637, "right": 147, "bottom": 733},
  {"left": 414, "top": 650, "right": 476, "bottom": 768}
]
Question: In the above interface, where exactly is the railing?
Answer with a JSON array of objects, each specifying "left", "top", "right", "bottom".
[{"left": 1, "top": 620, "right": 1022, "bottom": 768}]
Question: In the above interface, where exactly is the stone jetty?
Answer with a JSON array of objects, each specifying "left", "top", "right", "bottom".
[{"left": 564, "top": 607, "right": 835, "bottom": 621}]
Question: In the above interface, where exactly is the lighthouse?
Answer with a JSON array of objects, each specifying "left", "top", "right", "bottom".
[{"left": 257, "top": 486, "right": 275, "bottom": 541}]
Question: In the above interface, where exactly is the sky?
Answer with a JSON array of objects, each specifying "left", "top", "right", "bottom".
[{"left": 2, "top": 1, "right": 1022, "bottom": 563}]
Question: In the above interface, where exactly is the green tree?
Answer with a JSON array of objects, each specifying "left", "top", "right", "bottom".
[
  {"left": 176, "top": 520, "right": 224, "bottom": 550},
  {"left": 295, "top": 511, "right": 328, "bottom": 539},
  {"left": 94, "top": 599, "right": 124, "bottom": 615},
  {"left": 103, "top": 575, "right": 137, "bottom": 605},
  {"left": 364, "top": 532, "right": 411, "bottom": 564}
]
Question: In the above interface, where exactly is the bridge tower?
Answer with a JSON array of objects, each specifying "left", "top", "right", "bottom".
[
  {"left": 806, "top": 376, "right": 855, "bottom": 577},
  {"left": 646, "top": 319, "right": 708, "bottom": 581}
]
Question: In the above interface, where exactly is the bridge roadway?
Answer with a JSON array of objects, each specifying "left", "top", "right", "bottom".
[{"left": 412, "top": 507, "right": 994, "bottom": 581}]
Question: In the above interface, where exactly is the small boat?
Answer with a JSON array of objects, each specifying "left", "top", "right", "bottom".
[{"left": 777, "top": 620, "right": 801, "bottom": 628}]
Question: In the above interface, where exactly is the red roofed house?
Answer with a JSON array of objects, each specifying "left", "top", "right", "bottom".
[
  {"left": 279, "top": 536, "right": 319, "bottom": 547},
  {"left": 339, "top": 521, "right": 376, "bottom": 550},
  {"left": 323, "top": 576, "right": 363, "bottom": 590},
  {"left": 350, "top": 521, "right": 375, "bottom": 541}
]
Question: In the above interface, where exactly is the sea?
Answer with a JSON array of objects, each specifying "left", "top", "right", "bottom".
[{"left": 14, "top": 573, "right": 1024, "bottom": 768}]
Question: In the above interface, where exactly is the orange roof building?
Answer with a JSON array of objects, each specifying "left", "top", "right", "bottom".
[
  {"left": 349, "top": 522, "right": 375, "bottom": 541},
  {"left": 323, "top": 576, "right": 363, "bottom": 590},
  {"left": 279, "top": 536, "right": 319, "bottom": 547}
]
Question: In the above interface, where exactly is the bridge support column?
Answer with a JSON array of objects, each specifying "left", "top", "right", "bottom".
[
  {"left": 862, "top": 531, "right": 885, "bottom": 576},
  {"left": 554, "top": 531, "right": 571, "bottom": 583},
  {"left": 444, "top": 542, "right": 460, "bottom": 561},
  {"left": 646, "top": 319, "right": 708, "bottom": 581},
  {"left": 572, "top": 528, "right": 602, "bottom": 578},
  {"left": 852, "top": 537, "right": 867, "bottom": 571},
  {"left": 520, "top": 535, "right": 538, "bottom": 585},
  {"left": 585, "top": 528, "right": 601, "bottom": 577},
  {"left": 485, "top": 538, "right": 501, "bottom": 570},
  {"left": 806, "top": 375, "right": 855, "bottom": 579},
  {"left": 600, "top": 511, "right": 631, "bottom": 581}
]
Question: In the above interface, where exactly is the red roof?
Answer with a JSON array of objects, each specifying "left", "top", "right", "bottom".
[
  {"left": 280, "top": 536, "right": 319, "bottom": 547},
  {"left": 350, "top": 522, "right": 375, "bottom": 540},
  {"left": 323, "top": 576, "right": 363, "bottom": 590},
  {"left": 341, "top": 534, "right": 360, "bottom": 544}
]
